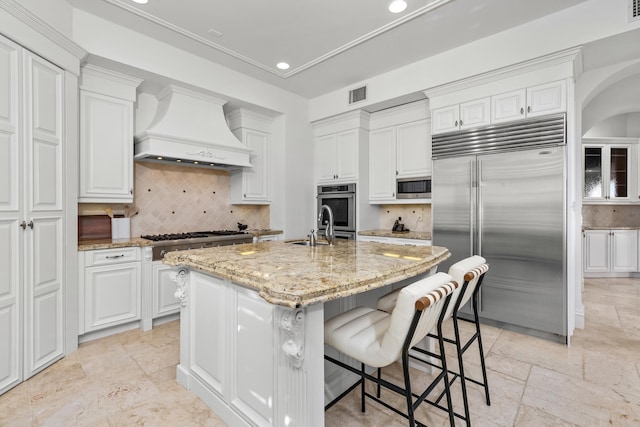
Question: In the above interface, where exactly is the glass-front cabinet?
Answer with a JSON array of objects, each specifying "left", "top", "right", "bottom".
[{"left": 583, "top": 140, "right": 634, "bottom": 203}]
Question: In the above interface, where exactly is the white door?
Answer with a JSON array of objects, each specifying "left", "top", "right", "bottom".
[
  {"left": 369, "top": 127, "right": 396, "bottom": 201},
  {"left": 152, "top": 263, "right": 181, "bottom": 318},
  {"left": 492, "top": 89, "right": 526, "bottom": 123},
  {"left": 23, "top": 51, "right": 65, "bottom": 378},
  {"left": 243, "top": 129, "right": 269, "bottom": 201},
  {"left": 0, "top": 35, "right": 21, "bottom": 395},
  {"left": 610, "top": 230, "right": 638, "bottom": 272},
  {"left": 431, "top": 105, "right": 459, "bottom": 134},
  {"left": 396, "top": 120, "right": 430, "bottom": 178},
  {"left": 315, "top": 134, "right": 337, "bottom": 182},
  {"left": 335, "top": 129, "right": 358, "bottom": 181},
  {"left": 459, "top": 98, "right": 490, "bottom": 130},
  {"left": 583, "top": 230, "right": 610, "bottom": 273},
  {"left": 526, "top": 80, "right": 566, "bottom": 117}
]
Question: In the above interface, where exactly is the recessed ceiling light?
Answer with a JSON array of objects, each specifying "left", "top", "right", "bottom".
[
  {"left": 132, "top": 0, "right": 149, "bottom": 4},
  {"left": 276, "top": 62, "right": 290, "bottom": 70},
  {"left": 388, "top": 0, "right": 407, "bottom": 13}
]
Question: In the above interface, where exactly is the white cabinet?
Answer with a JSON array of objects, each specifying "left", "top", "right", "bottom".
[
  {"left": 0, "top": 37, "right": 66, "bottom": 395},
  {"left": 492, "top": 80, "right": 566, "bottom": 123},
  {"left": 369, "top": 120, "right": 431, "bottom": 202},
  {"left": 79, "top": 247, "right": 142, "bottom": 335},
  {"left": 228, "top": 109, "right": 272, "bottom": 204},
  {"left": 358, "top": 235, "right": 432, "bottom": 246},
  {"left": 583, "top": 140, "right": 636, "bottom": 203},
  {"left": 316, "top": 129, "right": 359, "bottom": 183},
  {"left": 78, "top": 65, "right": 142, "bottom": 203},
  {"left": 151, "top": 262, "right": 180, "bottom": 319},
  {"left": 584, "top": 229, "right": 638, "bottom": 275},
  {"left": 253, "top": 234, "right": 282, "bottom": 243},
  {"left": 432, "top": 98, "right": 490, "bottom": 134}
]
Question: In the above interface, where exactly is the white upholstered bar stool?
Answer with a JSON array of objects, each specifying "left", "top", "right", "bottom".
[
  {"left": 375, "top": 256, "right": 491, "bottom": 425},
  {"left": 324, "top": 272, "right": 458, "bottom": 427}
]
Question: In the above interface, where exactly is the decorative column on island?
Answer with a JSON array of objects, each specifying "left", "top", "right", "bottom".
[{"left": 164, "top": 239, "right": 450, "bottom": 427}]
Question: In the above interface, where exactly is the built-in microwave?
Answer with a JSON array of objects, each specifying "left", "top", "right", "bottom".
[{"left": 396, "top": 177, "right": 431, "bottom": 199}]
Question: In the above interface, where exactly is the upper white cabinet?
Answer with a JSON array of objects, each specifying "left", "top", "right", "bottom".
[
  {"left": 492, "top": 80, "right": 566, "bottom": 123},
  {"left": 369, "top": 101, "right": 430, "bottom": 203},
  {"left": 0, "top": 36, "right": 66, "bottom": 395},
  {"left": 228, "top": 109, "right": 273, "bottom": 204},
  {"left": 432, "top": 80, "right": 567, "bottom": 135},
  {"left": 432, "top": 98, "right": 490, "bottom": 134},
  {"left": 79, "top": 65, "right": 142, "bottom": 203},
  {"left": 313, "top": 111, "right": 369, "bottom": 184},
  {"left": 583, "top": 139, "right": 636, "bottom": 203}
]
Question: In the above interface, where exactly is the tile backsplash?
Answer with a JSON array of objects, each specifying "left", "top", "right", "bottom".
[
  {"left": 582, "top": 204, "right": 640, "bottom": 227},
  {"left": 78, "top": 162, "right": 269, "bottom": 236},
  {"left": 379, "top": 204, "right": 431, "bottom": 232}
]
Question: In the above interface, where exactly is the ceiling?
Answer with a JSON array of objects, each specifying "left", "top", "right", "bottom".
[{"left": 68, "top": 0, "right": 588, "bottom": 98}]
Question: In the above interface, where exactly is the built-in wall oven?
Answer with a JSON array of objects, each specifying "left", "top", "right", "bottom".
[{"left": 317, "top": 183, "right": 356, "bottom": 239}]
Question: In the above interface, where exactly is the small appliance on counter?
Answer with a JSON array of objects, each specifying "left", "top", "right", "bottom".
[{"left": 392, "top": 217, "right": 409, "bottom": 233}]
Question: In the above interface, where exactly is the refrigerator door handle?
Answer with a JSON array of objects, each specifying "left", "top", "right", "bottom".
[
  {"left": 477, "top": 159, "right": 483, "bottom": 256},
  {"left": 470, "top": 159, "right": 476, "bottom": 256}
]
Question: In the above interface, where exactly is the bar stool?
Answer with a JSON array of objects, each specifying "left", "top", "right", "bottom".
[
  {"left": 375, "top": 256, "right": 491, "bottom": 425},
  {"left": 324, "top": 272, "right": 458, "bottom": 426}
]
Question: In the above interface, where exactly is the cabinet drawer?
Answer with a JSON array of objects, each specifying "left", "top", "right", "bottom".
[{"left": 84, "top": 247, "right": 140, "bottom": 266}]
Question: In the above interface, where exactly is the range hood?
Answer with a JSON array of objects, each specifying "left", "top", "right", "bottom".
[{"left": 134, "top": 85, "right": 252, "bottom": 169}]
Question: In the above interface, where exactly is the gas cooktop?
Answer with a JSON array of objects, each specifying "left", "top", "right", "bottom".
[
  {"left": 141, "top": 230, "right": 253, "bottom": 260},
  {"left": 141, "top": 230, "right": 247, "bottom": 242}
]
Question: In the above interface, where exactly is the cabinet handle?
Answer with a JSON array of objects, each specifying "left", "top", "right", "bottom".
[
  {"left": 130, "top": 188, "right": 133, "bottom": 195},
  {"left": 243, "top": 193, "right": 247, "bottom": 198},
  {"left": 105, "top": 254, "right": 125, "bottom": 259},
  {"left": 527, "top": 106, "right": 531, "bottom": 113},
  {"left": 28, "top": 220, "right": 33, "bottom": 229},
  {"left": 392, "top": 192, "right": 395, "bottom": 197},
  {"left": 520, "top": 107, "right": 524, "bottom": 115},
  {"left": 459, "top": 120, "right": 463, "bottom": 126},
  {"left": 396, "top": 170, "right": 399, "bottom": 176},
  {"left": 20, "top": 221, "right": 26, "bottom": 230},
  {"left": 454, "top": 120, "right": 458, "bottom": 127}
]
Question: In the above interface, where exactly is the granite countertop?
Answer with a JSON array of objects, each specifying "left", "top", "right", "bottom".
[
  {"left": 78, "top": 237, "right": 154, "bottom": 251},
  {"left": 163, "top": 240, "right": 450, "bottom": 308},
  {"left": 248, "top": 229, "right": 284, "bottom": 236},
  {"left": 582, "top": 226, "right": 640, "bottom": 230},
  {"left": 359, "top": 229, "right": 432, "bottom": 241}
]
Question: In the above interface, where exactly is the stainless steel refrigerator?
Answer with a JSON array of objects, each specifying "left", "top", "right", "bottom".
[{"left": 432, "top": 114, "right": 567, "bottom": 338}]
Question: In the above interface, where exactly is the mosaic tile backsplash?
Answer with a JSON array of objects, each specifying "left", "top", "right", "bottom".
[
  {"left": 79, "top": 162, "right": 269, "bottom": 236},
  {"left": 582, "top": 204, "right": 640, "bottom": 227}
]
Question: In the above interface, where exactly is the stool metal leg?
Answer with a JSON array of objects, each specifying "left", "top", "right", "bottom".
[
  {"left": 452, "top": 313, "right": 471, "bottom": 425},
  {"left": 471, "top": 286, "right": 490, "bottom": 405},
  {"left": 361, "top": 363, "right": 366, "bottom": 412}
]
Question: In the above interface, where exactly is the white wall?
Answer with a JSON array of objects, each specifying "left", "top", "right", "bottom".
[
  {"left": 582, "top": 74, "right": 640, "bottom": 134},
  {"left": 585, "top": 113, "right": 640, "bottom": 137},
  {"left": 309, "top": 0, "right": 640, "bottom": 121},
  {"left": 72, "top": 9, "right": 315, "bottom": 239}
]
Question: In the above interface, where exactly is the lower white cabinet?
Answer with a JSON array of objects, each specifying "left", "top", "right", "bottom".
[
  {"left": 253, "top": 233, "right": 283, "bottom": 243},
  {"left": 358, "top": 235, "right": 432, "bottom": 246},
  {"left": 79, "top": 247, "right": 141, "bottom": 335},
  {"left": 583, "top": 229, "right": 638, "bottom": 275},
  {"left": 151, "top": 261, "right": 180, "bottom": 318}
]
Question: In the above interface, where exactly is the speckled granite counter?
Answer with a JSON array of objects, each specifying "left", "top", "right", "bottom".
[
  {"left": 78, "top": 237, "right": 153, "bottom": 251},
  {"left": 582, "top": 226, "right": 640, "bottom": 230},
  {"left": 249, "top": 229, "right": 283, "bottom": 236},
  {"left": 359, "top": 229, "right": 432, "bottom": 240},
  {"left": 163, "top": 239, "right": 449, "bottom": 308}
]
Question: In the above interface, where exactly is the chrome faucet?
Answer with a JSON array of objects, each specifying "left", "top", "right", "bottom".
[{"left": 318, "top": 204, "right": 335, "bottom": 245}]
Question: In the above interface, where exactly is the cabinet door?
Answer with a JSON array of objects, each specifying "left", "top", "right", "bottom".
[
  {"left": 79, "top": 92, "right": 133, "bottom": 202},
  {"left": 369, "top": 127, "right": 396, "bottom": 201},
  {"left": 583, "top": 230, "right": 610, "bottom": 273},
  {"left": 608, "top": 146, "right": 632, "bottom": 201},
  {"left": 152, "top": 263, "right": 180, "bottom": 318},
  {"left": 610, "top": 230, "right": 638, "bottom": 272},
  {"left": 242, "top": 129, "right": 269, "bottom": 201},
  {"left": 85, "top": 262, "right": 141, "bottom": 332},
  {"left": 0, "top": 36, "right": 21, "bottom": 395},
  {"left": 335, "top": 130, "right": 358, "bottom": 181},
  {"left": 315, "top": 134, "right": 337, "bottom": 182},
  {"left": 583, "top": 145, "right": 604, "bottom": 200},
  {"left": 23, "top": 52, "right": 65, "bottom": 378},
  {"left": 431, "top": 105, "right": 459, "bottom": 135},
  {"left": 526, "top": 80, "right": 566, "bottom": 117},
  {"left": 492, "top": 89, "right": 526, "bottom": 123},
  {"left": 459, "top": 98, "right": 490, "bottom": 130},
  {"left": 396, "top": 120, "right": 430, "bottom": 178}
]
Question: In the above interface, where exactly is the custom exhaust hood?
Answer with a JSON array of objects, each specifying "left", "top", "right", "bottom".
[{"left": 134, "top": 85, "right": 253, "bottom": 169}]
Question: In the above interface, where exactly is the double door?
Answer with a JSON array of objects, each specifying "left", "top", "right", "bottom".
[
  {"left": 0, "top": 36, "right": 65, "bottom": 395},
  {"left": 432, "top": 147, "right": 566, "bottom": 335}
]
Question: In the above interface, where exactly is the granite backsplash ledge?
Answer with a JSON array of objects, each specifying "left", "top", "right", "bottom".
[{"left": 582, "top": 204, "right": 640, "bottom": 228}]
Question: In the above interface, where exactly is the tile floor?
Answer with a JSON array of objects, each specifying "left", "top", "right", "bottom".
[{"left": 1, "top": 278, "right": 639, "bottom": 426}]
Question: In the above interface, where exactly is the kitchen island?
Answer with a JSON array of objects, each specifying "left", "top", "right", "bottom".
[{"left": 163, "top": 240, "right": 450, "bottom": 427}]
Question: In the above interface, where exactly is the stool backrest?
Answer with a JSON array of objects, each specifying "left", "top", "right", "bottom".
[
  {"left": 380, "top": 272, "right": 456, "bottom": 361},
  {"left": 446, "top": 255, "right": 489, "bottom": 318}
]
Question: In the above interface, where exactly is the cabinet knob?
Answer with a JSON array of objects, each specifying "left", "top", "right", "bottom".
[
  {"left": 20, "top": 221, "right": 26, "bottom": 230},
  {"left": 527, "top": 106, "right": 531, "bottom": 113},
  {"left": 396, "top": 170, "right": 398, "bottom": 176},
  {"left": 454, "top": 120, "right": 458, "bottom": 127},
  {"left": 459, "top": 119, "right": 463, "bottom": 126},
  {"left": 520, "top": 107, "right": 524, "bottom": 115},
  {"left": 28, "top": 220, "right": 33, "bottom": 229},
  {"left": 130, "top": 188, "right": 133, "bottom": 195},
  {"left": 243, "top": 193, "right": 247, "bottom": 198}
]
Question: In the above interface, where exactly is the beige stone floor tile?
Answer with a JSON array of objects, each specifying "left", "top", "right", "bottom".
[
  {"left": 584, "top": 348, "right": 640, "bottom": 387},
  {"left": 514, "top": 404, "right": 581, "bottom": 426},
  {"left": 129, "top": 342, "right": 180, "bottom": 376},
  {"left": 0, "top": 382, "right": 31, "bottom": 421}
]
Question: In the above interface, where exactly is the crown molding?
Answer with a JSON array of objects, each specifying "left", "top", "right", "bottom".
[{"left": 0, "top": 0, "right": 87, "bottom": 61}]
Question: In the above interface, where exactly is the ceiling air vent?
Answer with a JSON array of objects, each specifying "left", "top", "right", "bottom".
[
  {"left": 348, "top": 86, "right": 367, "bottom": 104},
  {"left": 631, "top": 0, "right": 639, "bottom": 21}
]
